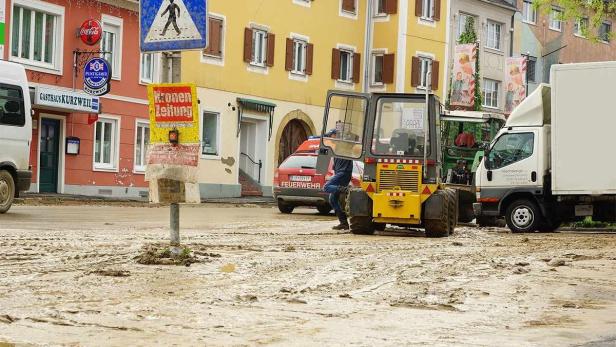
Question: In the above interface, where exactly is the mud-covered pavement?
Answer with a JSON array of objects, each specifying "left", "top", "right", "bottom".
[{"left": 1, "top": 204, "right": 616, "bottom": 346}]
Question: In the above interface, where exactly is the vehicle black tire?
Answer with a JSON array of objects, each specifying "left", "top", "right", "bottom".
[
  {"left": 505, "top": 199, "right": 542, "bottom": 233},
  {"left": 349, "top": 216, "right": 376, "bottom": 235},
  {"left": 477, "top": 216, "right": 498, "bottom": 227},
  {"left": 316, "top": 204, "right": 332, "bottom": 215},
  {"left": 425, "top": 190, "right": 452, "bottom": 238},
  {"left": 447, "top": 189, "right": 458, "bottom": 235},
  {"left": 374, "top": 222, "right": 386, "bottom": 231},
  {"left": 277, "top": 201, "right": 294, "bottom": 214},
  {"left": 0, "top": 170, "right": 16, "bottom": 214},
  {"left": 538, "top": 217, "right": 562, "bottom": 233}
]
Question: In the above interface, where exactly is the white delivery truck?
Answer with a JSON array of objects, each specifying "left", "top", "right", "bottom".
[
  {"left": 0, "top": 61, "right": 32, "bottom": 213},
  {"left": 474, "top": 61, "right": 616, "bottom": 232}
]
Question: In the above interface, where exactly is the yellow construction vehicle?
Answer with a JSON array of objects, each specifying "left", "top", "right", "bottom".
[{"left": 316, "top": 91, "right": 457, "bottom": 237}]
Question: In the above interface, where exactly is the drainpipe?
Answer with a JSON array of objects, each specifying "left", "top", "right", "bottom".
[
  {"left": 363, "top": 0, "right": 374, "bottom": 92},
  {"left": 509, "top": 14, "right": 515, "bottom": 57}
]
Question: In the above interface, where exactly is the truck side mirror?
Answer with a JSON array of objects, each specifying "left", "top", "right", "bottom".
[{"left": 484, "top": 149, "right": 492, "bottom": 170}]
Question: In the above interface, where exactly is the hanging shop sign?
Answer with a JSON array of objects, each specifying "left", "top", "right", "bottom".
[
  {"left": 34, "top": 86, "right": 100, "bottom": 113},
  {"left": 79, "top": 19, "right": 103, "bottom": 45},
  {"left": 83, "top": 57, "right": 111, "bottom": 96}
]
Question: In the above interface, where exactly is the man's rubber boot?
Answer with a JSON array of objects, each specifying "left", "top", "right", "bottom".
[{"left": 332, "top": 211, "right": 349, "bottom": 230}]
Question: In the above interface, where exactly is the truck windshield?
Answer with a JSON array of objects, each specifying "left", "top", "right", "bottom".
[
  {"left": 323, "top": 94, "right": 368, "bottom": 159},
  {"left": 372, "top": 98, "right": 430, "bottom": 157}
]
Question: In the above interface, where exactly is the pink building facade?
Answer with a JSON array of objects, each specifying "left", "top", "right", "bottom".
[{"left": 3, "top": 0, "right": 156, "bottom": 198}]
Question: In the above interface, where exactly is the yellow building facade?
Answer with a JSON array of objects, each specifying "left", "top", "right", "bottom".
[{"left": 181, "top": 0, "right": 449, "bottom": 198}]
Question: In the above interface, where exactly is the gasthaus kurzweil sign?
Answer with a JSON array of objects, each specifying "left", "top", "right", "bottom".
[{"left": 34, "top": 86, "right": 100, "bottom": 113}]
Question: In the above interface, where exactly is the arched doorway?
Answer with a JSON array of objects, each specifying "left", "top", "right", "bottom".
[{"left": 278, "top": 119, "right": 309, "bottom": 165}]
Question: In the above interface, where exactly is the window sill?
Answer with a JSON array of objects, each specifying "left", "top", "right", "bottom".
[
  {"left": 133, "top": 168, "right": 146, "bottom": 175},
  {"left": 204, "top": 53, "right": 223, "bottom": 59},
  {"left": 484, "top": 47, "right": 504, "bottom": 55},
  {"left": 340, "top": 10, "right": 358, "bottom": 20},
  {"left": 139, "top": 79, "right": 153, "bottom": 86},
  {"left": 202, "top": 54, "right": 225, "bottom": 67},
  {"left": 574, "top": 34, "right": 588, "bottom": 39},
  {"left": 293, "top": 0, "right": 311, "bottom": 7},
  {"left": 201, "top": 154, "right": 221, "bottom": 160},
  {"left": 482, "top": 105, "right": 500, "bottom": 110},
  {"left": 335, "top": 80, "right": 355, "bottom": 90},
  {"left": 549, "top": 27, "right": 562, "bottom": 32},
  {"left": 522, "top": 20, "right": 536, "bottom": 25},
  {"left": 373, "top": 14, "right": 391, "bottom": 22},
  {"left": 289, "top": 71, "right": 308, "bottom": 82},
  {"left": 369, "top": 84, "right": 387, "bottom": 93},
  {"left": 247, "top": 64, "right": 269, "bottom": 75},
  {"left": 93, "top": 166, "right": 119, "bottom": 173},
  {"left": 600, "top": 40, "right": 610, "bottom": 45},
  {"left": 418, "top": 17, "right": 436, "bottom": 27},
  {"left": 9, "top": 57, "right": 62, "bottom": 75}
]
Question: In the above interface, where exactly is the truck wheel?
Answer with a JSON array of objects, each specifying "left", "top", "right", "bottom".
[
  {"left": 277, "top": 201, "right": 294, "bottom": 214},
  {"left": 425, "top": 189, "right": 453, "bottom": 238},
  {"left": 349, "top": 216, "right": 375, "bottom": 235},
  {"left": 316, "top": 204, "right": 332, "bottom": 215},
  {"left": 538, "top": 218, "right": 562, "bottom": 233},
  {"left": 505, "top": 199, "right": 542, "bottom": 233},
  {"left": 0, "top": 170, "right": 16, "bottom": 214}
]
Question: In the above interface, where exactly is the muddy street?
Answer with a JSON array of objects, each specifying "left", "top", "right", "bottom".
[{"left": 1, "top": 204, "right": 615, "bottom": 346}]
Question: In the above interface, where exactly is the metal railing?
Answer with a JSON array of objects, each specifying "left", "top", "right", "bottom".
[{"left": 240, "top": 152, "right": 263, "bottom": 183}]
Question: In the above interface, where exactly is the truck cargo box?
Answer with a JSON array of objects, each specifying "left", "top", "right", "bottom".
[{"left": 550, "top": 62, "right": 616, "bottom": 195}]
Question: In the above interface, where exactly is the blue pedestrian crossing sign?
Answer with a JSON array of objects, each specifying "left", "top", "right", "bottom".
[{"left": 140, "top": 0, "right": 207, "bottom": 52}]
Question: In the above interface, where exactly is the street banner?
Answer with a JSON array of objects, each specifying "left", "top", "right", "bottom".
[
  {"left": 0, "top": 0, "right": 6, "bottom": 58},
  {"left": 505, "top": 57, "right": 527, "bottom": 114},
  {"left": 146, "top": 83, "right": 201, "bottom": 204},
  {"left": 450, "top": 44, "right": 477, "bottom": 108},
  {"left": 140, "top": 0, "right": 208, "bottom": 52}
]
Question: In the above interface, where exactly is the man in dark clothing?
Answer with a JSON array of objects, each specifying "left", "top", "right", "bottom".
[
  {"left": 451, "top": 159, "right": 470, "bottom": 185},
  {"left": 323, "top": 130, "right": 354, "bottom": 230},
  {"left": 161, "top": 0, "right": 181, "bottom": 36}
]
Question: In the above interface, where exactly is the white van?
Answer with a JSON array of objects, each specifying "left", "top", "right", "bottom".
[{"left": 0, "top": 61, "right": 32, "bottom": 213}]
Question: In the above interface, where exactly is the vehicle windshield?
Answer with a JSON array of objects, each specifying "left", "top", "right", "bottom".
[
  {"left": 279, "top": 155, "right": 317, "bottom": 169},
  {"left": 372, "top": 98, "right": 430, "bottom": 157},
  {"left": 0, "top": 85, "right": 25, "bottom": 127},
  {"left": 323, "top": 94, "right": 368, "bottom": 159}
]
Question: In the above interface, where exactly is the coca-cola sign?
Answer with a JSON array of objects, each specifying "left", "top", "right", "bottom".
[{"left": 79, "top": 19, "right": 102, "bottom": 45}]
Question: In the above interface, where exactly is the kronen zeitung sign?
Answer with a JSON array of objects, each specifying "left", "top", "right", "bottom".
[{"left": 146, "top": 83, "right": 200, "bottom": 204}]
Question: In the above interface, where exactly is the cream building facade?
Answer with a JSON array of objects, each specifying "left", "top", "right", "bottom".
[{"left": 181, "top": 0, "right": 449, "bottom": 198}]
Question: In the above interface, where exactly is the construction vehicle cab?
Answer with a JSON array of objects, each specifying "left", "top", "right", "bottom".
[
  {"left": 441, "top": 110, "right": 505, "bottom": 183},
  {"left": 317, "top": 91, "right": 458, "bottom": 237},
  {"left": 440, "top": 111, "right": 506, "bottom": 223}
]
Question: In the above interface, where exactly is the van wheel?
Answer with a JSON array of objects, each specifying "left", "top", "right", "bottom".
[
  {"left": 505, "top": 199, "right": 542, "bottom": 233},
  {"left": 0, "top": 170, "right": 16, "bottom": 214},
  {"left": 277, "top": 202, "right": 294, "bottom": 214}
]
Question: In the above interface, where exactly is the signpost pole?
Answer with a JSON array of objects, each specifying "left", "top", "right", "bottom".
[{"left": 170, "top": 202, "right": 180, "bottom": 252}]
